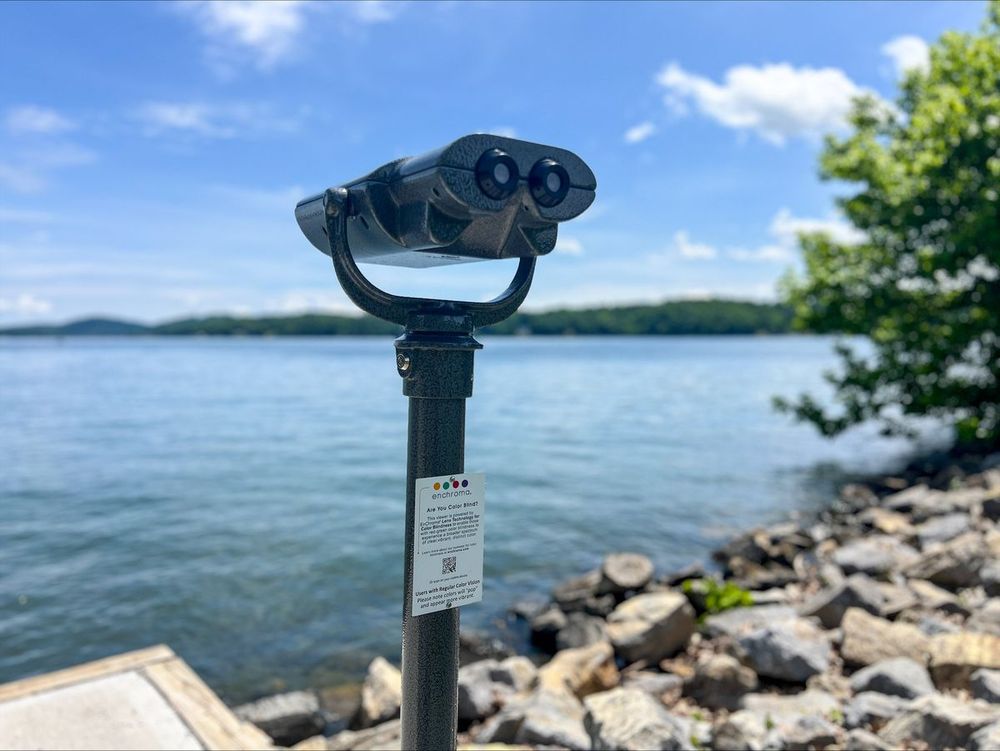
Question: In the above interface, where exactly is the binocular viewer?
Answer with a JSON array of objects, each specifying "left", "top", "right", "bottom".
[{"left": 295, "top": 134, "right": 596, "bottom": 269}]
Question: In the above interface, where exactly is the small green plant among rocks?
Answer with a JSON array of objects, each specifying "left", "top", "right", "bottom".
[{"left": 682, "top": 577, "right": 755, "bottom": 616}]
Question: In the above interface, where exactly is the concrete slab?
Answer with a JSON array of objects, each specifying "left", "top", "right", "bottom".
[{"left": 0, "top": 645, "right": 272, "bottom": 751}]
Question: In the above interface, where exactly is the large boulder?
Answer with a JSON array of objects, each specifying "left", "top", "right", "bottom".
[
  {"left": 928, "top": 631, "right": 1000, "bottom": 689},
  {"left": 458, "top": 659, "right": 507, "bottom": 722},
  {"left": 529, "top": 605, "right": 567, "bottom": 653},
  {"left": 915, "top": 512, "right": 971, "bottom": 547},
  {"left": 538, "top": 640, "right": 619, "bottom": 699},
  {"left": 848, "top": 657, "right": 935, "bottom": 699},
  {"left": 684, "top": 653, "right": 757, "bottom": 710},
  {"left": 799, "top": 573, "right": 885, "bottom": 628},
  {"left": 843, "top": 692, "right": 910, "bottom": 730},
  {"left": 972, "top": 668, "right": 1000, "bottom": 703},
  {"left": 622, "top": 670, "right": 684, "bottom": 700},
  {"left": 702, "top": 604, "right": 797, "bottom": 639},
  {"left": 552, "top": 569, "right": 602, "bottom": 612},
  {"left": 840, "top": 607, "right": 930, "bottom": 666},
  {"left": 831, "top": 536, "right": 919, "bottom": 579},
  {"left": 233, "top": 691, "right": 325, "bottom": 747},
  {"left": 354, "top": 657, "right": 402, "bottom": 729},
  {"left": 475, "top": 688, "right": 589, "bottom": 750},
  {"left": 606, "top": 592, "right": 695, "bottom": 664},
  {"left": 904, "top": 531, "right": 990, "bottom": 589},
  {"left": 583, "top": 687, "right": 692, "bottom": 750},
  {"left": 907, "top": 578, "right": 968, "bottom": 615},
  {"left": 597, "top": 553, "right": 655, "bottom": 595},
  {"left": 556, "top": 612, "right": 607, "bottom": 651},
  {"left": 736, "top": 618, "right": 831, "bottom": 683},
  {"left": 491, "top": 655, "right": 537, "bottom": 694},
  {"left": 879, "top": 694, "right": 1000, "bottom": 749},
  {"left": 730, "top": 691, "right": 841, "bottom": 749}
]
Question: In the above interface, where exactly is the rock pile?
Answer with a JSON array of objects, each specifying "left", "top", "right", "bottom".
[{"left": 249, "top": 453, "right": 1000, "bottom": 750}]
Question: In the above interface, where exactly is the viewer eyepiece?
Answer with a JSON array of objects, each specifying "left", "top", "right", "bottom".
[
  {"left": 529, "top": 158, "right": 569, "bottom": 207},
  {"left": 475, "top": 148, "right": 519, "bottom": 200}
]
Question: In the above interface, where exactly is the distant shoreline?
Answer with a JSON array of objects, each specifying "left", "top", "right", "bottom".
[{"left": 0, "top": 299, "right": 801, "bottom": 337}]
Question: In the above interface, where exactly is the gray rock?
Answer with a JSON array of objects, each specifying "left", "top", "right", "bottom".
[
  {"left": 490, "top": 655, "right": 537, "bottom": 693},
  {"left": 703, "top": 605, "right": 797, "bottom": 639},
  {"left": 971, "top": 720, "right": 1000, "bottom": 751},
  {"left": 840, "top": 607, "right": 930, "bottom": 667},
  {"left": 622, "top": 670, "right": 684, "bottom": 698},
  {"left": 713, "top": 710, "right": 767, "bottom": 751},
  {"left": 800, "top": 573, "right": 885, "bottom": 628},
  {"left": 553, "top": 569, "right": 602, "bottom": 612},
  {"left": 882, "top": 483, "right": 942, "bottom": 516},
  {"left": 598, "top": 552, "right": 655, "bottom": 595},
  {"left": 327, "top": 719, "right": 401, "bottom": 751},
  {"left": 457, "top": 659, "right": 507, "bottom": 722},
  {"left": 557, "top": 612, "right": 607, "bottom": 651},
  {"left": 233, "top": 690, "right": 325, "bottom": 747},
  {"left": 968, "top": 598, "right": 1000, "bottom": 637},
  {"left": 737, "top": 618, "right": 831, "bottom": 683},
  {"left": 684, "top": 653, "right": 758, "bottom": 710},
  {"left": 844, "top": 692, "right": 910, "bottom": 730},
  {"left": 879, "top": 693, "right": 1000, "bottom": 748},
  {"left": 916, "top": 512, "right": 971, "bottom": 547},
  {"left": 751, "top": 587, "right": 792, "bottom": 606},
  {"left": 583, "top": 687, "right": 692, "bottom": 750},
  {"left": 845, "top": 728, "right": 891, "bottom": 751},
  {"left": 904, "top": 531, "right": 990, "bottom": 588},
  {"left": 727, "top": 558, "right": 799, "bottom": 591},
  {"left": 832, "top": 536, "right": 920, "bottom": 579},
  {"left": 475, "top": 687, "right": 589, "bottom": 750},
  {"left": 530, "top": 604, "right": 567, "bottom": 653},
  {"left": 981, "top": 560, "right": 1000, "bottom": 598},
  {"left": 606, "top": 591, "right": 696, "bottom": 664},
  {"left": 459, "top": 630, "right": 514, "bottom": 665},
  {"left": 848, "top": 657, "right": 935, "bottom": 699},
  {"left": 907, "top": 578, "right": 969, "bottom": 615},
  {"left": 508, "top": 597, "right": 548, "bottom": 621},
  {"left": 972, "top": 668, "right": 1000, "bottom": 703},
  {"left": 538, "top": 640, "right": 619, "bottom": 698},
  {"left": 876, "top": 581, "right": 920, "bottom": 618},
  {"left": 354, "top": 657, "right": 401, "bottom": 729},
  {"left": 660, "top": 561, "right": 707, "bottom": 587},
  {"left": 780, "top": 715, "right": 841, "bottom": 749}
]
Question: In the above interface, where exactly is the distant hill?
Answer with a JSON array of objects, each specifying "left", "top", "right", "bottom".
[
  {"left": 0, "top": 318, "right": 151, "bottom": 336},
  {"left": 0, "top": 300, "right": 797, "bottom": 337}
]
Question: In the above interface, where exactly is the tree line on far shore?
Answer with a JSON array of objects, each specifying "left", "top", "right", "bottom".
[{"left": 0, "top": 300, "right": 795, "bottom": 337}]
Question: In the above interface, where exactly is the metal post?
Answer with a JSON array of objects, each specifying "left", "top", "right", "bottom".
[{"left": 395, "top": 328, "right": 482, "bottom": 751}]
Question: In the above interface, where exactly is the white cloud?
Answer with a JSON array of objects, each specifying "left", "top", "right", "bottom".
[
  {"left": 555, "top": 235, "right": 584, "bottom": 255},
  {"left": 178, "top": 0, "right": 310, "bottom": 70},
  {"left": 656, "top": 61, "right": 875, "bottom": 145},
  {"left": 349, "top": 0, "right": 400, "bottom": 23},
  {"left": 881, "top": 35, "right": 930, "bottom": 77},
  {"left": 136, "top": 102, "right": 301, "bottom": 139},
  {"left": 0, "top": 293, "right": 52, "bottom": 316},
  {"left": 0, "top": 144, "right": 97, "bottom": 194},
  {"left": 673, "top": 230, "right": 717, "bottom": 259},
  {"left": 624, "top": 121, "right": 656, "bottom": 144},
  {"left": 729, "top": 208, "right": 865, "bottom": 262},
  {"left": 6, "top": 106, "right": 75, "bottom": 135}
]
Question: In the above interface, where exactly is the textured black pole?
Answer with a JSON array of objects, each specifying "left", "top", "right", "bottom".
[{"left": 396, "top": 330, "right": 481, "bottom": 751}]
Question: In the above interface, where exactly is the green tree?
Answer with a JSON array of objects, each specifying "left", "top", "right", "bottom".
[{"left": 777, "top": 3, "right": 1000, "bottom": 449}]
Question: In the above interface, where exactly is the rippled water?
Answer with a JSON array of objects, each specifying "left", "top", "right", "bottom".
[{"left": 0, "top": 336, "right": 925, "bottom": 702}]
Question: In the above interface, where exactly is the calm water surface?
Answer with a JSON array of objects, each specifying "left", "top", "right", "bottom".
[{"left": 0, "top": 336, "right": 926, "bottom": 702}]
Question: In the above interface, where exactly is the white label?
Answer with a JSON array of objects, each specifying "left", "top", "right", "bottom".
[{"left": 411, "top": 473, "right": 485, "bottom": 617}]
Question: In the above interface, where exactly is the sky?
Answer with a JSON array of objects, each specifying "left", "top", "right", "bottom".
[{"left": 0, "top": 0, "right": 987, "bottom": 323}]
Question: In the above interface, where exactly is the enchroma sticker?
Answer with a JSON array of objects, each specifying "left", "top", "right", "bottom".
[{"left": 411, "top": 473, "right": 485, "bottom": 617}]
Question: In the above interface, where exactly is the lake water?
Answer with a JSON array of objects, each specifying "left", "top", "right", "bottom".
[{"left": 0, "top": 336, "right": 929, "bottom": 703}]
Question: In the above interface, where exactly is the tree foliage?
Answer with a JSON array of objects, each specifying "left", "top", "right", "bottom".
[{"left": 777, "top": 3, "right": 1000, "bottom": 449}]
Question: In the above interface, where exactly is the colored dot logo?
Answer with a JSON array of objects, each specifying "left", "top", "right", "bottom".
[
  {"left": 433, "top": 482, "right": 441, "bottom": 490},
  {"left": 461, "top": 480, "right": 469, "bottom": 487},
  {"left": 432, "top": 478, "right": 470, "bottom": 491}
]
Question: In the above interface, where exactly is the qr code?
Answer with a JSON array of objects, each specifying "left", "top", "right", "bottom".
[{"left": 442, "top": 556, "right": 457, "bottom": 574}]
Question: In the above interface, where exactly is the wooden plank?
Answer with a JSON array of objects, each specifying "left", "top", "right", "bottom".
[
  {"left": 143, "top": 658, "right": 273, "bottom": 751},
  {"left": 0, "top": 645, "right": 176, "bottom": 703}
]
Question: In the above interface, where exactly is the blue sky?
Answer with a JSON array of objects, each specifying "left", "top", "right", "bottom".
[{"left": 0, "top": 0, "right": 986, "bottom": 323}]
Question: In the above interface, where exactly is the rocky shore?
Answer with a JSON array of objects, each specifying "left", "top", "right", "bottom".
[{"left": 235, "top": 452, "right": 1000, "bottom": 750}]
